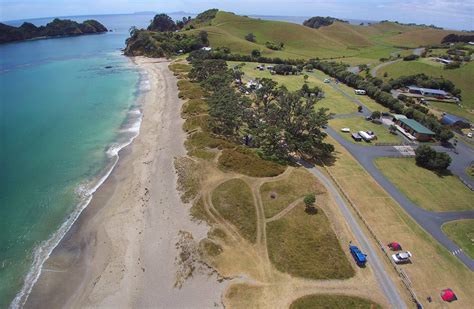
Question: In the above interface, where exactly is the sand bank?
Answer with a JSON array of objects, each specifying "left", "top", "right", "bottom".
[{"left": 25, "top": 57, "right": 225, "bottom": 308}]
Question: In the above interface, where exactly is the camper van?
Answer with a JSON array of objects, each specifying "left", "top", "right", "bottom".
[
  {"left": 355, "top": 89, "right": 366, "bottom": 95},
  {"left": 358, "top": 131, "right": 373, "bottom": 142}
]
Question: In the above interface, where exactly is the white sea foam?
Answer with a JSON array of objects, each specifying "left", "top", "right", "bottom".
[{"left": 10, "top": 65, "right": 148, "bottom": 309}]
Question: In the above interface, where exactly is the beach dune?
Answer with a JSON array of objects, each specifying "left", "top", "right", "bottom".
[{"left": 25, "top": 57, "right": 224, "bottom": 308}]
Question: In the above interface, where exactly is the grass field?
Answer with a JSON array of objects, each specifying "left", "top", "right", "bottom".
[
  {"left": 266, "top": 203, "right": 354, "bottom": 279},
  {"left": 260, "top": 168, "right": 325, "bottom": 218},
  {"left": 189, "top": 11, "right": 462, "bottom": 65},
  {"left": 290, "top": 294, "right": 381, "bottom": 309},
  {"left": 228, "top": 61, "right": 359, "bottom": 115},
  {"left": 212, "top": 178, "right": 257, "bottom": 243},
  {"left": 374, "top": 158, "right": 474, "bottom": 212},
  {"left": 324, "top": 136, "right": 474, "bottom": 307},
  {"left": 442, "top": 220, "right": 474, "bottom": 259},
  {"left": 377, "top": 60, "right": 474, "bottom": 119},
  {"left": 329, "top": 117, "right": 402, "bottom": 145}
]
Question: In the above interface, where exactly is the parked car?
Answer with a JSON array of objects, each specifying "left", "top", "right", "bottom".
[
  {"left": 467, "top": 133, "right": 473, "bottom": 138},
  {"left": 341, "top": 128, "right": 351, "bottom": 132},
  {"left": 355, "top": 89, "right": 366, "bottom": 95},
  {"left": 349, "top": 245, "right": 367, "bottom": 266},
  {"left": 365, "top": 116, "right": 372, "bottom": 121},
  {"left": 324, "top": 78, "right": 331, "bottom": 83},
  {"left": 392, "top": 251, "right": 412, "bottom": 264}
]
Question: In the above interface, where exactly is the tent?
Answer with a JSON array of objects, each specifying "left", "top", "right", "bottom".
[
  {"left": 441, "top": 289, "right": 457, "bottom": 302},
  {"left": 388, "top": 242, "right": 402, "bottom": 251}
]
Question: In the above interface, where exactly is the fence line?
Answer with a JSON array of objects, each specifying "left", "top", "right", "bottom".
[{"left": 320, "top": 162, "right": 422, "bottom": 307}]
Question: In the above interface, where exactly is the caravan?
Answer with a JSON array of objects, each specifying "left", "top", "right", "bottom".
[{"left": 358, "top": 131, "right": 373, "bottom": 142}]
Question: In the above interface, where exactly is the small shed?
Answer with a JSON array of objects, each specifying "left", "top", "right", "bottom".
[{"left": 441, "top": 114, "right": 470, "bottom": 128}]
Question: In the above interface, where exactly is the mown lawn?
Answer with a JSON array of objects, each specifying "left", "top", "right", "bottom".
[
  {"left": 266, "top": 203, "right": 354, "bottom": 279},
  {"left": 212, "top": 179, "right": 257, "bottom": 243},
  {"left": 228, "top": 61, "right": 358, "bottom": 115},
  {"left": 329, "top": 117, "right": 402, "bottom": 145},
  {"left": 290, "top": 294, "right": 381, "bottom": 309},
  {"left": 374, "top": 158, "right": 474, "bottom": 212},
  {"left": 260, "top": 168, "right": 325, "bottom": 218},
  {"left": 442, "top": 220, "right": 474, "bottom": 260}
]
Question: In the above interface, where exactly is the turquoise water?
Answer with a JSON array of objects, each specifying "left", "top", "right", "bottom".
[{"left": 0, "top": 13, "right": 182, "bottom": 308}]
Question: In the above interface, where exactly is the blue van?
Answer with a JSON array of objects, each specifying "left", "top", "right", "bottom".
[{"left": 350, "top": 245, "right": 367, "bottom": 266}]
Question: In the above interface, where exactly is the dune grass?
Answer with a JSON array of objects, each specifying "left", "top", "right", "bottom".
[
  {"left": 212, "top": 179, "right": 257, "bottom": 243},
  {"left": 260, "top": 168, "right": 325, "bottom": 218},
  {"left": 177, "top": 80, "right": 205, "bottom": 99},
  {"left": 442, "top": 220, "right": 474, "bottom": 260},
  {"left": 290, "top": 294, "right": 381, "bottom": 309},
  {"left": 329, "top": 117, "right": 402, "bottom": 145},
  {"left": 374, "top": 158, "right": 474, "bottom": 212},
  {"left": 266, "top": 203, "right": 354, "bottom": 279},
  {"left": 218, "top": 147, "right": 286, "bottom": 177}
]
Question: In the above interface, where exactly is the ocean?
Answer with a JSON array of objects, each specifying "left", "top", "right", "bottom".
[{"left": 0, "top": 12, "right": 190, "bottom": 308}]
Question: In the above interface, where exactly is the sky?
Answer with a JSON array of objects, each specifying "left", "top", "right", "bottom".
[{"left": 1, "top": 0, "right": 473, "bottom": 30}]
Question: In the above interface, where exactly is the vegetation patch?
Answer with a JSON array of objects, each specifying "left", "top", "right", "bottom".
[
  {"left": 212, "top": 179, "right": 257, "bottom": 243},
  {"left": 218, "top": 147, "right": 286, "bottom": 177},
  {"left": 177, "top": 80, "right": 205, "bottom": 99},
  {"left": 290, "top": 294, "right": 381, "bottom": 309},
  {"left": 174, "top": 157, "right": 201, "bottom": 203},
  {"left": 374, "top": 158, "right": 474, "bottom": 211},
  {"left": 169, "top": 62, "right": 191, "bottom": 73},
  {"left": 225, "top": 284, "right": 264, "bottom": 308},
  {"left": 201, "top": 239, "right": 223, "bottom": 257},
  {"left": 267, "top": 203, "right": 354, "bottom": 279},
  {"left": 182, "top": 99, "right": 208, "bottom": 117},
  {"left": 183, "top": 115, "right": 209, "bottom": 132},
  {"left": 442, "top": 220, "right": 474, "bottom": 259},
  {"left": 190, "top": 197, "right": 211, "bottom": 224},
  {"left": 260, "top": 168, "right": 325, "bottom": 218}
]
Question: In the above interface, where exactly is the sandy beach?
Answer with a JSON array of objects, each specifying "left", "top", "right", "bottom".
[{"left": 25, "top": 57, "right": 225, "bottom": 308}]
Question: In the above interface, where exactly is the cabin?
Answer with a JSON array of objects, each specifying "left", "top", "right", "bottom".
[
  {"left": 407, "top": 86, "right": 448, "bottom": 99},
  {"left": 394, "top": 117, "right": 435, "bottom": 141}
]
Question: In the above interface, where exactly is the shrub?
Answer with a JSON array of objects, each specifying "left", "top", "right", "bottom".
[
  {"left": 403, "top": 54, "right": 419, "bottom": 61},
  {"left": 218, "top": 147, "right": 286, "bottom": 177},
  {"left": 415, "top": 145, "right": 452, "bottom": 171},
  {"left": 245, "top": 33, "right": 256, "bottom": 42}
]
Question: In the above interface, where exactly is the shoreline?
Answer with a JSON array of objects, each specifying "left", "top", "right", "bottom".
[{"left": 23, "top": 57, "right": 225, "bottom": 308}]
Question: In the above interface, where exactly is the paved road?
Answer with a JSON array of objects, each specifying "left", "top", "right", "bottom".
[
  {"left": 370, "top": 59, "right": 402, "bottom": 77},
  {"left": 326, "top": 127, "right": 474, "bottom": 270},
  {"left": 298, "top": 160, "right": 407, "bottom": 308}
]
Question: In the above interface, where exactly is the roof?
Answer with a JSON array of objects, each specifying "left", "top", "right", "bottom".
[
  {"left": 399, "top": 118, "right": 435, "bottom": 135},
  {"left": 408, "top": 86, "right": 448, "bottom": 96},
  {"left": 441, "top": 114, "right": 470, "bottom": 125},
  {"left": 393, "top": 114, "right": 407, "bottom": 120}
]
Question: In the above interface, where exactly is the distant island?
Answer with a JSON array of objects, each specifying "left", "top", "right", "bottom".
[
  {"left": 0, "top": 18, "right": 108, "bottom": 44},
  {"left": 303, "top": 16, "right": 348, "bottom": 29}
]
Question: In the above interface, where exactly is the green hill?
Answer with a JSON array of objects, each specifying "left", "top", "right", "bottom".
[{"left": 185, "top": 11, "right": 464, "bottom": 65}]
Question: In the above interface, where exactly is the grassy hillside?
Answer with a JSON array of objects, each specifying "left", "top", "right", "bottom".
[
  {"left": 377, "top": 60, "right": 474, "bottom": 121},
  {"left": 187, "top": 11, "right": 462, "bottom": 65}
]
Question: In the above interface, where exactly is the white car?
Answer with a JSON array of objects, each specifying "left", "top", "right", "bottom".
[
  {"left": 392, "top": 251, "right": 412, "bottom": 264},
  {"left": 467, "top": 133, "right": 473, "bottom": 138},
  {"left": 341, "top": 128, "right": 351, "bottom": 133},
  {"left": 324, "top": 78, "right": 331, "bottom": 83}
]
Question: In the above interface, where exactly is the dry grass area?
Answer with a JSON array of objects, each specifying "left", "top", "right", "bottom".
[
  {"left": 323, "top": 136, "right": 474, "bottom": 307},
  {"left": 267, "top": 201, "right": 355, "bottom": 280},
  {"left": 260, "top": 168, "right": 325, "bottom": 218},
  {"left": 290, "top": 294, "right": 381, "bottom": 309},
  {"left": 169, "top": 60, "right": 387, "bottom": 308},
  {"left": 218, "top": 147, "right": 286, "bottom": 177},
  {"left": 212, "top": 178, "right": 258, "bottom": 243}
]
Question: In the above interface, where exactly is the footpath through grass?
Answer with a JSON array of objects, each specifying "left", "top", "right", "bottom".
[
  {"left": 290, "top": 294, "right": 381, "bottom": 309},
  {"left": 442, "top": 220, "right": 474, "bottom": 260},
  {"left": 329, "top": 117, "right": 402, "bottom": 145},
  {"left": 374, "top": 158, "right": 474, "bottom": 212},
  {"left": 260, "top": 168, "right": 325, "bottom": 218},
  {"left": 266, "top": 203, "right": 354, "bottom": 279},
  {"left": 212, "top": 178, "right": 257, "bottom": 243}
]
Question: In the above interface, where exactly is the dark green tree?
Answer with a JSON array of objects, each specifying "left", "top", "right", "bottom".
[
  {"left": 147, "top": 14, "right": 177, "bottom": 32},
  {"left": 245, "top": 33, "right": 256, "bottom": 42}
]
